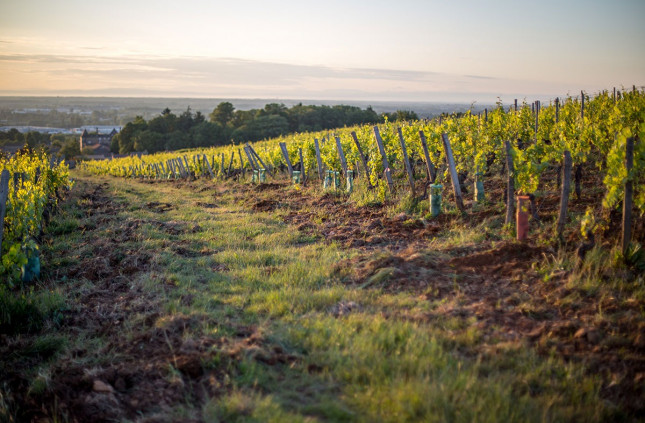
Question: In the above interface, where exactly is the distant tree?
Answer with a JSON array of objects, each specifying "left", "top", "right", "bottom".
[
  {"left": 384, "top": 110, "right": 419, "bottom": 122},
  {"left": 192, "top": 121, "right": 224, "bottom": 147},
  {"left": 230, "top": 109, "right": 254, "bottom": 128},
  {"left": 258, "top": 103, "right": 288, "bottom": 118},
  {"left": 233, "top": 114, "right": 289, "bottom": 142},
  {"left": 148, "top": 117, "right": 166, "bottom": 134},
  {"left": 8, "top": 128, "right": 21, "bottom": 142},
  {"left": 165, "top": 131, "right": 189, "bottom": 151},
  {"left": 118, "top": 116, "right": 147, "bottom": 154},
  {"left": 177, "top": 107, "right": 194, "bottom": 132},
  {"left": 210, "top": 102, "right": 235, "bottom": 128},
  {"left": 133, "top": 130, "right": 164, "bottom": 153},
  {"left": 110, "top": 134, "right": 120, "bottom": 154},
  {"left": 24, "top": 131, "right": 49, "bottom": 148},
  {"left": 193, "top": 111, "right": 205, "bottom": 125},
  {"left": 60, "top": 138, "right": 81, "bottom": 158}
]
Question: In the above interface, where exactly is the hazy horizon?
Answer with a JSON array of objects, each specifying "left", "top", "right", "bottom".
[{"left": 1, "top": 0, "right": 643, "bottom": 102}]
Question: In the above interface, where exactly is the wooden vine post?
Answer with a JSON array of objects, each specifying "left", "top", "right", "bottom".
[
  {"left": 397, "top": 128, "right": 416, "bottom": 196},
  {"left": 227, "top": 151, "right": 235, "bottom": 177},
  {"left": 247, "top": 144, "right": 271, "bottom": 173},
  {"left": 180, "top": 158, "right": 189, "bottom": 178},
  {"left": 350, "top": 131, "right": 373, "bottom": 187},
  {"left": 418, "top": 130, "right": 436, "bottom": 183},
  {"left": 504, "top": 140, "right": 515, "bottom": 225},
  {"left": 167, "top": 160, "right": 176, "bottom": 178},
  {"left": 279, "top": 142, "right": 293, "bottom": 177},
  {"left": 203, "top": 154, "right": 214, "bottom": 178},
  {"left": 557, "top": 150, "right": 573, "bottom": 238},
  {"left": 372, "top": 126, "right": 394, "bottom": 193},
  {"left": 0, "top": 170, "right": 10, "bottom": 254},
  {"left": 534, "top": 100, "right": 540, "bottom": 137},
  {"left": 555, "top": 97, "right": 560, "bottom": 123},
  {"left": 622, "top": 137, "right": 634, "bottom": 255},
  {"left": 334, "top": 136, "right": 348, "bottom": 176},
  {"left": 298, "top": 148, "right": 306, "bottom": 187},
  {"left": 441, "top": 133, "right": 464, "bottom": 212},
  {"left": 314, "top": 138, "right": 324, "bottom": 180},
  {"left": 183, "top": 156, "right": 191, "bottom": 174},
  {"left": 237, "top": 149, "right": 245, "bottom": 176},
  {"left": 244, "top": 146, "right": 257, "bottom": 171}
]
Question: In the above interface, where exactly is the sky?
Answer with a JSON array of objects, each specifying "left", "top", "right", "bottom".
[{"left": 0, "top": 0, "right": 644, "bottom": 102}]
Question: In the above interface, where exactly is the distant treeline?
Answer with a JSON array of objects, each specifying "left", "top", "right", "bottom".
[
  {"left": 113, "top": 102, "right": 418, "bottom": 154},
  {"left": 0, "top": 108, "right": 124, "bottom": 128},
  {"left": 0, "top": 128, "right": 80, "bottom": 158},
  {"left": 1, "top": 128, "right": 54, "bottom": 146}
]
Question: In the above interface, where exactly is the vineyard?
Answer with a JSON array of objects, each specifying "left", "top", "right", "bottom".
[
  {"left": 1, "top": 88, "right": 644, "bottom": 422},
  {"left": 0, "top": 149, "right": 70, "bottom": 283},
  {"left": 83, "top": 88, "right": 644, "bottom": 252}
]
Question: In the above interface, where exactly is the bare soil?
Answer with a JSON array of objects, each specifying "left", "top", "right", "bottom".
[
  {"left": 219, "top": 177, "right": 645, "bottom": 416},
  {"left": 0, "top": 180, "right": 295, "bottom": 423},
  {"left": 2, "top": 168, "right": 643, "bottom": 420}
]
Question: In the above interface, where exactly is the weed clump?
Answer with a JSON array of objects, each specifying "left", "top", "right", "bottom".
[{"left": 0, "top": 286, "right": 44, "bottom": 335}]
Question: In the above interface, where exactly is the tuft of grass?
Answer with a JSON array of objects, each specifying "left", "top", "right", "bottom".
[{"left": 0, "top": 286, "right": 44, "bottom": 335}]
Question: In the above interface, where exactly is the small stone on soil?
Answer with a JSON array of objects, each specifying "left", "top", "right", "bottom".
[{"left": 92, "top": 379, "right": 114, "bottom": 393}]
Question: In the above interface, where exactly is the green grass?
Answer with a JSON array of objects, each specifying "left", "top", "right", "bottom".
[{"left": 3, "top": 170, "right": 629, "bottom": 422}]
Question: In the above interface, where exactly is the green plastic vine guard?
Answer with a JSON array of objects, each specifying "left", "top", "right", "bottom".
[
  {"left": 292, "top": 170, "right": 301, "bottom": 185},
  {"left": 333, "top": 171, "right": 341, "bottom": 190},
  {"left": 474, "top": 172, "right": 485, "bottom": 203},
  {"left": 430, "top": 184, "right": 443, "bottom": 217},
  {"left": 252, "top": 170, "right": 258, "bottom": 183},
  {"left": 21, "top": 245, "right": 40, "bottom": 283},
  {"left": 346, "top": 170, "right": 354, "bottom": 193},
  {"left": 259, "top": 168, "right": 266, "bottom": 183},
  {"left": 324, "top": 170, "right": 332, "bottom": 189}
]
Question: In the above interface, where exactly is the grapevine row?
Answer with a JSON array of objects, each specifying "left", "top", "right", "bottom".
[
  {"left": 0, "top": 149, "right": 71, "bottom": 283},
  {"left": 81, "top": 88, "right": 644, "bottom": 250}
]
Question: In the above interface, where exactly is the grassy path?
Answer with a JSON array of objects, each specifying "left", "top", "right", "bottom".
[{"left": 1, "top": 170, "right": 627, "bottom": 422}]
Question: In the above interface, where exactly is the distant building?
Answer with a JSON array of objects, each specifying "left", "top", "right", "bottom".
[
  {"left": 81, "top": 144, "right": 113, "bottom": 160},
  {"left": 79, "top": 128, "right": 118, "bottom": 152}
]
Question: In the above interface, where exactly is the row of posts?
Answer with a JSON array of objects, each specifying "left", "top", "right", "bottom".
[{"left": 123, "top": 120, "right": 635, "bottom": 253}]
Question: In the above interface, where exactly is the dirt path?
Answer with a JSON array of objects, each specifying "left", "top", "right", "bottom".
[
  {"left": 2, "top": 172, "right": 643, "bottom": 421},
  {"left": 1, "top": 176, "right": 294, "bottom": 422},
  {"left": 225, "top": 180, "right": 645, "bottom": 415}
]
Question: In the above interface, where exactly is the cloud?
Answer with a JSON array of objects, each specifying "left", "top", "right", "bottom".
[{"left": 0, "top": 53, "right": 561, "bottom": 101}]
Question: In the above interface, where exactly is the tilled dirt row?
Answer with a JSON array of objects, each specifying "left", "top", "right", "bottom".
[
  {"left": 0, "top": 179, "right": 293, "bottom": 423},
  {"left": 219, "top": 179, "right": 644, "bottom": 416},
  {"left": 3, "top": 173, "right": 643, "bottom": 420}
]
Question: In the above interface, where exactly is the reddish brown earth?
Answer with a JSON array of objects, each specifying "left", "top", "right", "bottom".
[
  {"left": 2, "top": 168, "right": 643, "bottom": 420},
  {"left": 0, "top": 180, "right": 294, "bottom": 423},
  {"left": 221, "top": 177, "right": 644, "bottom": 416}
]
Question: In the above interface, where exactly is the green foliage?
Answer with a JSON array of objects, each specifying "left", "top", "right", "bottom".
[
  {"left": 85, "top": 87, "right": 645, "bottom": 243},
  {"left": 0, "top": 285, "right": 44, "bottom": 335},
  {"left": 602, "top": 96, "right": 645, "bottom": 214},
  {"left": 113, "top": 103, "right": 385, "bottom": 155},
  {"left": 59, "top": 138, "right": 81, "bottom": 159},
  {"left": 210, "top": 101, "right": 235, "bottom": 127},
  {"left": 580, "top": 208, "right": 596, "bottom": 239},
  {"left": 0, "top": 149, "right": 70, "bottom": 282},
  {"left": 624, "top": 243, "right": 645, "bottom": 272}
]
